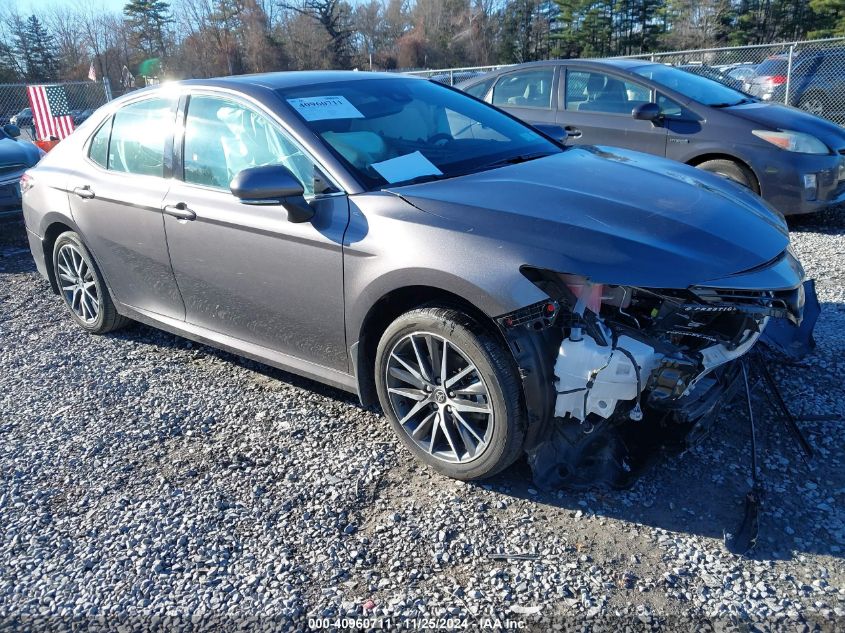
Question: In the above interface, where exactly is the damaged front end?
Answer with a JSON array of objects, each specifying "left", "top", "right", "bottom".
[{"left": 499, "top": 260, "right": 808, "bottom": 490}]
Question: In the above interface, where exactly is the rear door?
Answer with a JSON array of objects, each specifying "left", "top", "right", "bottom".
[
  {"left": 557, "top": 67, "right": 668, "bottom": 156},
  {"left": 161, "top": 91, "right": 349, "bottom": 371},
  {"left": 67, "top": 96, "right": 185, "bottom": 320}
]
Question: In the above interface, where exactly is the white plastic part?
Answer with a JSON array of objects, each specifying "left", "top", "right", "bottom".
[
  {"left": 684, "top": 317, "right": 768, "bottom": 395},
  {"left": 554, "top": 334, "right": 662, "bottom": 422}
]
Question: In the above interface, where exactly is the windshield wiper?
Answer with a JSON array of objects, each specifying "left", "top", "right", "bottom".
[
  {"left": 710, "top": 98, "right": 754, "bottom": 108},
  {"left": 478, "top": 151, "right": 553, "bottom": 171},
  {"left": 385, "top": 173, "right": 445, "bottom": 187}
]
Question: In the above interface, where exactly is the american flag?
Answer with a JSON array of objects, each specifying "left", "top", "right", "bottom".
[{"left": 26, "top": 84, "right": 75, "bottom": 141}]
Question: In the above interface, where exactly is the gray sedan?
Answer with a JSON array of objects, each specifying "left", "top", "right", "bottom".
[
  {"left": 458, "top": 59, "right": 845, "bottom": 216},
  {"left": 22, "top": 72, "right": 806, "bottom": 487}
]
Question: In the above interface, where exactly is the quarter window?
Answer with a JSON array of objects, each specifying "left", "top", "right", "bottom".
[
  {"left": 566, "top": 70, "right": 653, "bottom": 114},
  {"left": 464, "top": 78, "right": 494, "bottom": 100},
  {"left": 492, "top": 68, "right": 555, "bottom": 109},
  {"left": 88, "top": 116, "right": 112, "bottom": 168},
  {"left": 183, "top": 94, "right": 318, "bottom": 196},
  {"left": 108, "top": 97, "right": 174, "bottom": 177}
]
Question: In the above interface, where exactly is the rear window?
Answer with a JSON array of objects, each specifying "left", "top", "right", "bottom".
[{"left": 755, "top": 58, "right": 789, "bottom": 76}]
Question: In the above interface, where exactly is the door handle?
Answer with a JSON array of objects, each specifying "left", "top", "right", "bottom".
[
  {"left": 564, "top": 126, "right": 582, "bottom": 139},
  {"left": 163, "top": 203, "right": 196, "bottom": 221},
  {"left": 72, "top": 186, "right": 95, "bottom": 199}
]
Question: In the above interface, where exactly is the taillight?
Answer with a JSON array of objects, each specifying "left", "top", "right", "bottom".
[
  {"left": 769, "top": 75, "right": 787, "bottom": 85},
  {"left": 19, "top": 172, "right": 34, "bottom": 194}
]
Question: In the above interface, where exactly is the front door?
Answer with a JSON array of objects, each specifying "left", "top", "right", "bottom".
[
  {"left": 557, "top": 68, "right": 668, "bottom": 157},
  {"left": 489, "top": 67, "right": 562, "bottom": 140},
  {"left": 161, "top": 92, "right": 349, "bottom": 371},
  {"left": 68, "top": 95, "right": 185, "bottom": 320}
]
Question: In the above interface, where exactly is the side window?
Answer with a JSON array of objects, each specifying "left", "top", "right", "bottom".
[
  {"left": 183, "top": 94, "right": 318, "bottom": 196},
  {"left": 108, "top": 97, "right": 174, "bottom": 177},
  {"left": 492, "top": 68, "right": 555, "bottom": 109},
  {"left": 88, "top": 116, "right": 112, "bottom": 168},
  {"left": 566, "top": 70, "right": 653, "bottom": 114},
  {"left": 657, "top": 94, "right": 683, "bottom": 118},
  {"left": 464, "top": 78, "right": 494, "bottom": 100}
]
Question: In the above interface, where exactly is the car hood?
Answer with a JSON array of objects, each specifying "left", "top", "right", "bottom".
[
  {"left": 726, "top": 101, "right": 845, "bottom": 150},
  {"left": 0, "top": 137, "right": 41, "bottom": 170},
  {"left": 386, "top": 146, "right": 791, "bottom": 289}
]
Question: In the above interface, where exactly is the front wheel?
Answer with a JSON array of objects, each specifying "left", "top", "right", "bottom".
[
  {"left": 375, "top": 306, "right": 525, "bottom": 480},
  {"left": 52, "top": 231, "right": 129, "bottom": 334},
  {"left": 696, "top": 159, "right": 758, "bottom": 193}
]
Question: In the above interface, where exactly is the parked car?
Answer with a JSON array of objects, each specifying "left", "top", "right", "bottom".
[
  {"left": 457, "top": 59, "right": 845, "bottom": 215},
  {"left": 22, "top": 72, "right": 806, "bottom": 487},
  {"left": 747, "top": 49, "right": 845, "bottom": 123},
  {"left": 70, "top": 109, "right": 95, "bottom": 125},
  {"left": 717, "top": 63, "right": 759, "bottom": 85},
  {"left": 10, "top": 108, "right": 33, "bottom": 128},
  {"left": 0, "top": 124, "right": 42, "bottom": 218},
  {"left": 679, "top": 64, "right": 745, "bottom": 91}
]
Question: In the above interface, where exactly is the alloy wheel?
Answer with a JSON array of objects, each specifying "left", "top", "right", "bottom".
[
  {"left": 385, "top": 332, "right": 493, "bottom": 464},
  {"left": 57, "top": 243, "right": 100, "bottom": 324}
]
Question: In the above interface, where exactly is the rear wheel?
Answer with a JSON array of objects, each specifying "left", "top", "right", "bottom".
[
  {"left": 375, "top": 306, "right": 525, "bottom": 480},
  {"left": 696, "top": 159, "right": 758, "bottom": 193},
  {"left": 52, "top": 231, "right": 129, "bottom": 334}
]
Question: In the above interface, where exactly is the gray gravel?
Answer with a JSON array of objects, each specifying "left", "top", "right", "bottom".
[{"left": 0, "top": 211, "right": 844, "bottom": 631}]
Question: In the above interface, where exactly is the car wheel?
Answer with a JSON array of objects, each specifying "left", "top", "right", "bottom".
[
  {"left": 696, "top": 159, "right": 758, "bottom": 193},
  {"left": 52, "top": 231, "right": 129, "bottom": 334},
  {"left": 375, "top": 306, "right": 526, "bottom": 480},
  {"left": 798, "top": 92, "right": 825, "bottom": 117}
]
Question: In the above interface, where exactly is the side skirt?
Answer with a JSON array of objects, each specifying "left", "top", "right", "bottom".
[{"left": 117, "top": 303, "right": 359, "bottom": 396}]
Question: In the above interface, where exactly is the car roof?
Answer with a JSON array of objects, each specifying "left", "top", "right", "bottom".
[
  {"left": 175, "top": 70, "right": 416, "bottom": 91},
  {"left": 457, "top": 58, "right": 657, "bottom": 86}
]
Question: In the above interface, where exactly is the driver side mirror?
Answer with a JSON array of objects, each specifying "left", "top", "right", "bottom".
[
  {"left": 230, "top": 164, "right": 314, "bottom": 223},
  {"left": 3, "top": 124, "right": 21, "bottom": 138},
  {"left": 632, "top": 102, "right": 662, "bottom": 124}
]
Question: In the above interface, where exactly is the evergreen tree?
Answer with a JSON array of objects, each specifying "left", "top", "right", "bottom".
[
  {"left": 14, "top": 16, "right": 58, "bottom": 82},
  {"left": 124, "top": 0, "right": 171, "bottom": 59}
]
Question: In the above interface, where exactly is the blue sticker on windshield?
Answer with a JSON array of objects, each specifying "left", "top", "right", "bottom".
[
  {"left": 287, "top": 96, "right": 364, "bottom": 121},
  {"left": 371, "top": 151, "right": 443, "bottom": 184}
]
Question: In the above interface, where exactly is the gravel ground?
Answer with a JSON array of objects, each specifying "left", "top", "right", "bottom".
[{"left": 0, "top": 210, "right": 843, "bottom": 631}]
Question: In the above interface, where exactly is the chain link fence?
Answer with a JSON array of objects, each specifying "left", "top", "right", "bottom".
[
  {"left": 617, "top": 37, "right": 845, "bottom": 125},
  {"left": 403, "top": 64, "right": 515, "bottom": 86},
  {"left": 0, "top": 80, "right": 113, "bottom": 141}
]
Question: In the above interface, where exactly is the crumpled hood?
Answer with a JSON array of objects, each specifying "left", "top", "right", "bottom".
[
  {"left": 726, "top": 101, "right": 845, "bottom": 150},
  {"left": 387, "top": 147, "right": 791, "bottom": 289},
  {"left": 0, "top": 137, "right": 41, "bottom": 172}
]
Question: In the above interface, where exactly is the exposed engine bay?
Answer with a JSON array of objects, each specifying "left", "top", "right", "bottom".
[{"left": 498, "top": 267, "right": 810, "bottom": 490}]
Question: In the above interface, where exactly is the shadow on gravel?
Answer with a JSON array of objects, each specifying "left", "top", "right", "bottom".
[
  {"left": 787, "top": 204, "right": 845, "bottom": 235},
  {"left": 0, "top": 220, "right": 37, "bottom": 275}
]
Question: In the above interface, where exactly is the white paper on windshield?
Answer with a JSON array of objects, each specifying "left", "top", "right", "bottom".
[
  {"left": 286, "top": 96, "right": 364, "bottom": 121},
  {"left": 371, "top": 151, "right": 443, "bottom": 183}
]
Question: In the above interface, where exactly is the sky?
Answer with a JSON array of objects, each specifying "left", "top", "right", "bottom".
[{"left": 13, "top": 0, "right": 128, "bottom": 15}]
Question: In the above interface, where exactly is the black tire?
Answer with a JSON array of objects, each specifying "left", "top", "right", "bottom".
[
  {"left": 52, "top": 231, "right": 129, "bottom": 334},
  {"left": 696, "top": 159, "right": 758, "bottom": 193},
  {"left": 375, "top": 306, "right": 525, "bottom": 480}
]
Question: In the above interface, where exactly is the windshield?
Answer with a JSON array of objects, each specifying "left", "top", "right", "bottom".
[
  {"left": 276, "top": 77, "right": 560, "bottom": 189},
  {"left": 632, "top": 64, "right": 751, "bottom": 107}
]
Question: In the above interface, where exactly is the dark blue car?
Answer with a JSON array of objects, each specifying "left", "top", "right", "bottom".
[{"left": 0, "top": 124, "right": 42, "bottom": 218}]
